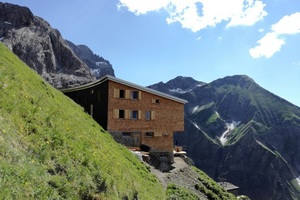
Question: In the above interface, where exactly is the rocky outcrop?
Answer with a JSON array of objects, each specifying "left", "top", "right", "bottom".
[
  {"left": 149, "top": 75, "right": 300, "bottom": 200},
  {"left": 0, "top": 3, "right": 114, "bottom": 88},
  {"left": 66, "top": 41, "right": 115, "bottom": 79}
]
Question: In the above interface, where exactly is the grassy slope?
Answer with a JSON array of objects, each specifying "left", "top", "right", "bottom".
[{"left": 0, "top": 43, "right": 165, "bottom": 199}]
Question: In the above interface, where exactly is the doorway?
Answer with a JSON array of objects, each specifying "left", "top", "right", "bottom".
[{"left": 132, "top": 132, "right": 141, "bottom": 147}]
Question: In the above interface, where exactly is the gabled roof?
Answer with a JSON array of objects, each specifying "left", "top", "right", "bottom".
[{"left": 60, "top": 75, "right": 188, "bottom": 104}]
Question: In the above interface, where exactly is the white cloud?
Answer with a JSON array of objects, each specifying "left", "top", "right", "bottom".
[
  {"left": 271, "top": 12, "right": 300, "bottom": 35},
  {"left": 117, "top": 0, "right": 169, "bottom": 15},
  {"left": 249, "top": 33, "right": 285, "bottom": 58},
  {"left": 117, "top": 0, "right": 267, "bottom": 32},
  {"left": 250, "top": 12, "right": 300, "bottom": 59},
  {"left": 226, "top": 0, "right": 267, "bottom": 27}
]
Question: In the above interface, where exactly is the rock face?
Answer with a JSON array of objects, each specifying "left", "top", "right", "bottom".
[
  {"left": 0, "top": 3, "right": 114, "bottom": 88},
  {"left": 66, "top": 41, "right": 115, "bottom": 79},
  {"left": 149, "top": 75, "right": 300, "bottom": 200}
]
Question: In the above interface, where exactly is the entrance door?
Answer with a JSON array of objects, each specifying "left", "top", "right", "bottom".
[{"left": 132, "top": 132, "right": 141, "bottom": 147}]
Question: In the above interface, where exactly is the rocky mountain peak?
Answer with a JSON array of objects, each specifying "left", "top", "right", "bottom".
[
  {"left": 0, "top": 3, "right": 33, "bottom": 36},
  {"left": 0, "top": 3, "right": 115, "bottom": 88},
  {"left": 211, "top": 74, "right": 256, "bottom": 89},
  {"left": 148, "top": 76, "right": 205, "bottom": 94},
  {"left": 66, "top": 40, "right": 115, "bottom": 79},
  {"left": 166, "top": 76, "right": 205, "bottom": 90}
]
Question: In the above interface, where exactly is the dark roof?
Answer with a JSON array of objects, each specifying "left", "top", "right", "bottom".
[{"left": 60, "top": 75, "right": 188, "bottom": 104}]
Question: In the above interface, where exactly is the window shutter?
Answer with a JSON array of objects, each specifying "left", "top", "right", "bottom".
[
  {"left": 138, "top": 91, "right": 142, "bottom": 100},
  {"left": 151, "top": 110, "right": 156, "bottom": 120},
  {"left": 114, "top": 89, "right": 119, "bottom": 98},
  {"left": 125, "top": 90, "right": 130, "bottom": 99},
  {"left": 152, "top": 98, "right": 156, "bottom": 103},
  {"left": 125, "top": 110, "right": 130, "bottom": 119},
  {"left": 154, "top": 132, "right": 162, "bottom": 137},
  {"left": 113, "top": 109, "right": 119, "bottom": 118},
  {"left": 138, "top": 110, "right": 142, "bottom": 119}
]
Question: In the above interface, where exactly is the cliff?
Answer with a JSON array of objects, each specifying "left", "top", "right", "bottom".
[{"left": 0, "top": 3, "right": 114, "bottom": 88}]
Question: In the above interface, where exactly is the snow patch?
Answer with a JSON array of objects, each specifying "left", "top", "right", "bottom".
[
  {"left": 169, "top": 88, "right": 192, "bottom": 94},
  {"left": 0, "top": 37, "right": 3, "bottom": 41},
  {"left": 4, "top": 21, "right": 12, "bottom": 25},
  {"left": 192, "top": 106, "right": 199, "bottom": 114},
  {"left": 220, "top": 120, "right": 241, "bottom": 145},
  {"left": 95, "top": 61, "right": 108, "bottom": 67},
  {"left": 296, "top": 177, "right": 300, "bottom": 186},
  {"left": 91, "top": 69, "right": 101, "bottom": 77},
  {"left": 192, "top": 121, "right": 201, "bottom": 131}
]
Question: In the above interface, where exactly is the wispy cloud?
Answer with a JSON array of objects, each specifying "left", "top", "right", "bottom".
[
  {"left": 250, "top": 12, "right": 300, "bottom": 58},
  {"left": 117, "top": 0, "right": 267, "bottom": 32},
  {"left": 117, "top": 0, "right": 169, "bottom": 15},
  {"left": 292, "top": 61, "right": 300, "bottom": 67},
  {"left": 258, "top": 28, "right": 264, "bottom": 32}
]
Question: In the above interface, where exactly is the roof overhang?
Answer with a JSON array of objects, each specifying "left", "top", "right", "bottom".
[{"left": 60, "top": 75, "right": 188, "bottom": 104}]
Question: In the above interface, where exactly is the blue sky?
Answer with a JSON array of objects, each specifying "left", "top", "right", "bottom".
[{"left": 4, "top": 0, "right": 300, "bottom": 107}]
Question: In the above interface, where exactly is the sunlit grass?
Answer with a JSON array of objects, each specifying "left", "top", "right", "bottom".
[{"left": 0, "top": 43, "right": 164, "bottom": 199}]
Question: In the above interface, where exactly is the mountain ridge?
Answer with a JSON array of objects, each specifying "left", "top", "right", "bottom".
[
  {"left": 66, "top": 40, "right": 115, "bottom": 79},
  {"left": 0, "top": 2, "right": 114, "bottom": 89},
  {"left": 149, "top": 74, "right": 300, "bottom": 200}
]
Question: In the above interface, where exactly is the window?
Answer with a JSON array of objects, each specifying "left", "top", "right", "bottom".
[
  {"left": 145, "top": 111, "right": 151, "bottom": 120},
  {"left": 119, "top": 110, "right": 125, "bottom": 118},
  {"left": 146, "top": 110, "right": 155, "bottom": 120},
  {"left": 114, "top": 89, "right": 127, "bottom": 98},
  {"left": 131, "top": 91, "right": 138, "bottom": 99},
  {"left": 152, "top": 98, "right": 160, "bottom": 104},
  {"left": 119, "top": 89, "right": 125, "bottom": 98},
  {"left": 122, "top": 132, "right": 131, "bottom": 137},
  {"left": 131, "top": 110, "right": 138, "bottom": 119},
  {"left": 90, "top": 89, "right": 94, "bottom": 94},
  {"left": 145, "top": 132, "right": 154, "bottom": 137},
  {"left": 113, "top": 109, "right": 127, "bottom": 119}
]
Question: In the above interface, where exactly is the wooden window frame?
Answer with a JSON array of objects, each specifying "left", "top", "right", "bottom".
[
  {"left": 119, "top": 109, "right": 125, "bottom": 118},
  {"left": 145, "top": 111, "right": 151, "bottom": 120},
  {"left": 131, "top": 110, "right": 138, "bottom": 120},
  {"left": 145, "top": 132, "right": 154, "bottom": 138},
  {"left": 119, "top": 89, "right": 125, "bottom": 99}
]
